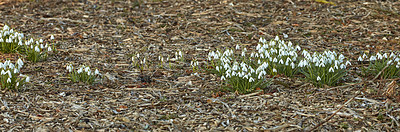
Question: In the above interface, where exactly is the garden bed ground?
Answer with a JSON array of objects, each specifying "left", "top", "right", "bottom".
[{"left": 0, "top": 0, "right": 400, "bottom": 131}]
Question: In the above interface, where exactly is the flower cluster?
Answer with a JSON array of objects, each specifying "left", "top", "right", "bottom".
[
  {"left": 66, "top": 64, "right": 101, "bottom": 84},
  {"left": 0, "top": 25, "right": 25, "bottom": 53},
  {"left": 0, "top": 25, "right": 55, "bottom": 62},
  {"left": 359, "top": 52, "right": 400, "bottom": 79},
  {"left": 208, "top": 44, "right": 271, "bottom": 94},
  {"left": 23, "top": 37, "right": 53, "bottom": 62},
  {"left": 254, "top": 36, "right": 301, "bottom": 77},
  {"left": 0, "top": 59, "right": 29, "bottom": 90},
  {"left": 131, "top": 53, "right": 148, "bottom": 70},
  {"left": 299, "top": 50, "right": 350, "bottom": 87}
]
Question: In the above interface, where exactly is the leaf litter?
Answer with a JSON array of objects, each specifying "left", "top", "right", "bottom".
[{"left": 0, "top": 0, "right": 399, "bottom": 131}]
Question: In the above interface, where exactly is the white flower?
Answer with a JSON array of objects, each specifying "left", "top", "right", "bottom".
[
  {"left": 235, "top": 44, "right": 240, "bottom": 50},
  {"left": 283, "top": 33, "right": 288, "bottom": 38},
  {"left": 340, "top": 64, "right": 346, "bottom": 69},
  {"left": 329, "top": 67, "right": 334, "bottom": 72},
  {"left": 87, "top": 70, "right": 91, "bottom": 76},
  {"left": 1, "top": 70, "right": 5, "bottom": 75},
  {"left": 25, "top": 76, "right": 30, "bottom": 82},
  {"left": 317, "top": 76, "right": 321, "bottom": 81},
  {"left": 16, "top": 82, "right": 19, "bottom": 87},
  {"left": 6, "top": 70, "right": 11, "bottom": 77},
  {"left": 249, "top": 77, "right": 255, "bottom": 82},
  {"left": 369, "top": 56, "right": 377, "bottom": 61},
  {"left": 221, "top": 76, "right": 226, "bottom": 81},
  {"left": 85, "top": 67, "right": 90, "bottom": 72},
  {"left": 39, "top": 39, "right": 43, "bottom": 43},
  {"left": 273, "top": 58, "right": 278, "bottom": 63},
  {"left": 13, "top": 68, "right": 18, "bottom": 73},
  {"left": 35, "top": 46, "right": 40, "bottom": 52},
  {"left": 50, "top": 35, "right": 54, "bottom": 40},
  {"left": 362, "top": 53, "right": 368, "bottom": 59},
  {"left": 358, "top": 56, "right": 363, "bottom": 61},
  {"left": 7, "top": 78, "right": 11, "bottom": 83},
  {"left": 383, "top": 53, "right": 388, "bottom": 58},
  {"left": 377, "top": 53, "right": 382, "bottom": 60},
  {"left": 291, "top": 62, "right": 295, "bottom": 69},
  {"left": 95, "top": 69, "right": 100, "bottom": 75},
  {"left": 40, "top": 44, "right": 44, "bottom": 49},
  {"left": 345, "top": 61, "right": 351, "bottom": 66},
  {"left": 273, "top": 68, "right": 277, "bottom": 73},
  {"left": 77, "top": 67, "right": 83, "bottom": 74},
  {"left": 278, "top": 59, "right": 283, "bottom": 64},
  {"left": 66, "top": 65, "right": 73, "bottom": 72},
  {"left": 48, "top": 47, "right": 52, "bottom": 52},
  {"left": 17, "top": 58, "right": 23, "bottom": 68}
]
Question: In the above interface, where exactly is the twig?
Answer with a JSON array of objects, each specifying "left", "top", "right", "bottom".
[{"left": 308, "top": 65, "right": 389, "bottom": 131}]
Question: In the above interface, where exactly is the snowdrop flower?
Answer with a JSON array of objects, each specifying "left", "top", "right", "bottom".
[
  {"left": 17, "top": 58, "right": 23, "bottom": 67},
  {"left": 329, "top": 67, "right": 334, "bottom": 72},
  {"left": 35, "top": 46, "right": 40, "bottom": 52},
  {"left": 13, "top": 68, "right": 18, "bottom": 74},
  {"left": 16, "top": 82, "right": 19, "bottom": 87},
  {"left": 362, "top": 53, "right": 368, "bottom": 59},
  {"left": 358, "top": 56, "right": 363, "bottom": 61},
  {"left": 7, "top": 78, "right": 11, "bottom": 83},
  {"left": 249, "top": 77, "right": 255, "bottom": 82},
  {"left": 77, "top": 67, "right": 83, "bottom": 74},
  {"left": 48, "top": 47, "right": 52, "bottom": 52},
  {"left": 377, "top": 53, "right": 382, "bottom": 60},
  {"left": 318, "top": 62, "right": 325, "bottom": 67},
  {"left": 221, "top": 76, "right": 226, "bottom": 81},
  {"left": 87, "top": 70, "right": 91, "bottom": 76},
  {"left": 283, "top": 33, "right": 288, "bottom": 38},
  {"left": 317, "top": 76, "right": 321, "bottom": 81},
  {"left": 383, "top": 53, "right": 388, "bottom": 58},
  {"left": 66, "top": 65, "right": 73, "bottom": 72},
  {"left": 369, "top": 56, "right": 377, "bottom": 61},
  {"left": 345, "top": 61, "right": 351, "bottom": 66},
  {"left": 340, "top": 64, "right": 346, "bottom": 69},
  {"left": 235, "top": 44, "right": 240, "bottom": 50},
  {"left": 25, "top": 76, "right": 30, "bottom": 82},
  {"left": 40, "top": 44, "right": 44, "bottom": 49},
  {"left": 1, "top": 70, "right": 5, "bottom": 75},
  {"left": 50, "top": 35, "right": 54, "bottom": 40},
  {"left": 291, "top": 62, "right": 295, "bottom": 69},
  {"left": 279, "top": 59, "right": 284, "bottom": 64},
  {"left": 39, "top": 39, "right": 43, "bottom": 43},
  {"left": 95, "top": 69, "right": 100, "bottom": 75},
  {"left": 85, "top": 67, "right": 90, "bottom": 72},
  {"left": 273, "top": 68, "right": 277, "bottom": 73},
  {"left": 273, "top": 58, "right": 278, "bottom": 63}
]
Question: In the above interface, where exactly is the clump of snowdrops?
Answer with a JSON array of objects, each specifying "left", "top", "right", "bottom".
[
  {"left": 359, "top": 52, "right": 400, "bottom": 79},
  {"left": 23, "top": 37, "right": 54, "bottom": 62},
  {"left": 66, "top": 64, "right": 101, "bottom": 84},
  {"left": 0, "top": 59, "right": 29, "bottom": 90},
  {"left": 0, "top": 25, "right": 55, "bottom": 62},
  {"left": 207, "top": 45, "right": 277, "bottom": 94},
  {"left": 298, "top": 50, "right": 350, "bottom": 87},
  {"left": 254, "top": 36, "right": 301, "bottom": 77}
]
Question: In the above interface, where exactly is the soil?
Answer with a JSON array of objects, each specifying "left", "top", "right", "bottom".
[{"left": 0, "top": 0, "right": 399, "bottom": 131}]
